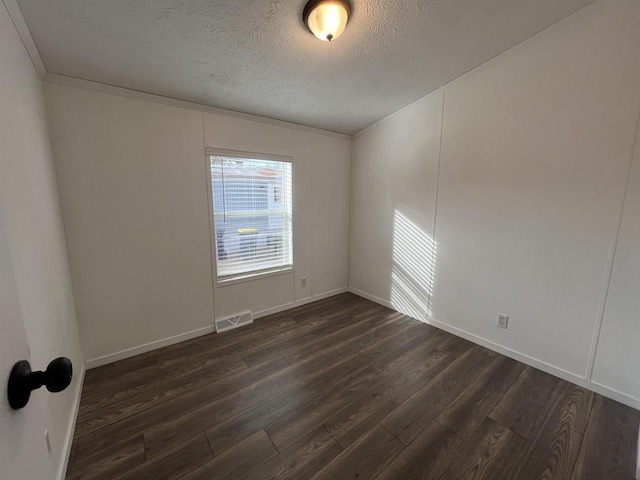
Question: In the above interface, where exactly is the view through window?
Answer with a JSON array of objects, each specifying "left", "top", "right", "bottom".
[{"left": 209, "top": 154, "right": 293, "bottom": 279}]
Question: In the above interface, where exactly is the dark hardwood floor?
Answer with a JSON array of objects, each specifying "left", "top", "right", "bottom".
[{"left": 67, "top": 293, "right": 640, "bottom": 480}]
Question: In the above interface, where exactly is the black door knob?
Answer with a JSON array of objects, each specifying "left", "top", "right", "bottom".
[{"left": 7, "top": 357, "right": 73, "bottom": 410}]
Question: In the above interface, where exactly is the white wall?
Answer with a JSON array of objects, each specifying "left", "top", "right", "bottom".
[
  {"left": 0, "top": 1, "right": 84, "bottom": 477},
  {"left": 44, "top": 82, "right": 351, "bottom": 364},
  {"left": 350, "top": 94, "right": 443, "bottom": 319},
  {"left": 45, "top": 85, "right": 214, "bottom": 363},
  {"left": 203, "top": 112, "right": 351, "bottom": 319},
  {"left": 591, "top": 117, "right": 640, "bottom": 401},
  {"left": 312, "top": 133, "right": 351, "bottom": 296},
  {"left": 350, "top": 1, "right": 640, "bottom": 408}
]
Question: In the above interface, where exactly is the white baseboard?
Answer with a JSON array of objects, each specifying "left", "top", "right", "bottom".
[
  {"left": 637, "top": 427, "right": 640, "bottom": 480},
  {"left": 85, "top": 287, "right": 349, "bottom": 369},
  {"left": 85, "top": 325, "right": 217, "bottom": 369},
  {"left": 348, "top": 287, "right": 640, "bottom": 410},
  {"left": 348, "top": 287, "right": 395, "bottom": 310},
  {"left": 57, "top": 362, "right": 85, "bottom": 480},
  {"left": 427, "top": 317, "right": 640, "bottom": 410},
  {"left": 253, "top": 287, "right": 349, "bottom": 319}
]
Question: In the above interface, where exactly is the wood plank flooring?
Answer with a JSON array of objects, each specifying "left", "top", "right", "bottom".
[{"left": 67, "top": 293, "right": 640, "bottom": 480}]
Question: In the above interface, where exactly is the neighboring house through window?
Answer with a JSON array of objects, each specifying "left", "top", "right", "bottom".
[{"left": 208, "top": 152, "right": 293, "bottom": 281}]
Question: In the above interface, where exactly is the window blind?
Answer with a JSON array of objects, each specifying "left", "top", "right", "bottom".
[{"left": 210, "top": 155, "right": 293, "bottom": 279}]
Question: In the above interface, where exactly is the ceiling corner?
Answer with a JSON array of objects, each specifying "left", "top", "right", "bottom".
[{"left": 2, "top": 0, "right": 46, "bottom": 78}]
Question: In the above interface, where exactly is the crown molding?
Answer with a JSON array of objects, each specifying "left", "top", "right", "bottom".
[
  {"left": 43, "top": 72, "right": 351, "bottom": 140},
  {"left": 4, "top": 0, "right": 350, "bottom": 139},
  {"left": 353, "top": 0, "right": 597, "bottom": 139},
  {"left": 2, "top": 0, "right": 46, "bottom": 78}
]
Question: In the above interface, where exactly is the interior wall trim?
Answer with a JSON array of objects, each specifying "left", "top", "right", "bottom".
[
  {"left": 6, "top": 0, "right": 350, "bottom": 139},
  {"left": 636, "top": 431, "right": 640, "bottom": 480},
  {"left": 84, "top": 324, "right": 218, "bottom": 370},
  {"left": 253, "top": 287, "right": 349, "bottom": 320},
  {"left": 352, "top": 0, "right": 597, "bottom": 140},
  {"left": 43, "top": 72, "right": 351, "bottom": 140},
  {"left": 586, "top": 103, "right": 640, "bottom": 380},
  {"left": 2, "top": 0, "right": 46, "bottom": 78},
  {"left": 348, "top": 287, "right": 640, "bottom": 410},
  {"left": 57, "top": 363, "right": 85, "bottom": 480},
  {"left": 8, "top": 0, "right": 596, "bottom": 141},
  {"left": 84, "top": 287, "right": 348, "bottom": 369}
]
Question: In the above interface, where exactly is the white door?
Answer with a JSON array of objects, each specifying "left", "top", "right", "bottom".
[{"left": 0, "top": 203, "right": 52, "bottom": 478}]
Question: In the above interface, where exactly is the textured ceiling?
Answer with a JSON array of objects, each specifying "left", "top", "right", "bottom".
[{"left": 18, "top": 0, "right": 592, "bottom": 134}]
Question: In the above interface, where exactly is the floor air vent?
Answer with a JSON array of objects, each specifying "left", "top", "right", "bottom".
[{"left": 215, "top": 311, "right": 253, "bottom": 333}]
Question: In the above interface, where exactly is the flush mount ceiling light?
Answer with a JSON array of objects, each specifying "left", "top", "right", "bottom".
[{"left": 303, "top": 0, "right": 352, "bottom": 42}]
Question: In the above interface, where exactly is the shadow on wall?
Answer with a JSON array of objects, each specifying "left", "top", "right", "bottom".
[{"left": 390, "top": 209, "right": 437, "bottom": 322}]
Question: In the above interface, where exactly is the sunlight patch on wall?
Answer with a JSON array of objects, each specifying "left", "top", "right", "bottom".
[{"left": 391, "top": 209, "right": 437, "bottom": 321}]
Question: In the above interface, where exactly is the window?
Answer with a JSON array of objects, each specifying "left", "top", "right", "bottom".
[{"left": 208, "top": 153, "right": 293, "bottom": 281}]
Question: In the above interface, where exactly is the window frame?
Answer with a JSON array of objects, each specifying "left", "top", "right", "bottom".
[{"left": 205, "top": 148, "right": 294, "bottom": 287}]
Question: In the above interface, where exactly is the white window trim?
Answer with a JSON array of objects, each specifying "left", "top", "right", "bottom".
[
  {"left": 215, "top": 266, "right": 294, "bottom": 288},
  {"left": 205, "top": 147, "right": 293, "bottom": 164},
  {"left": 205, "top": 148, "right": 294, "bottom": 287}
]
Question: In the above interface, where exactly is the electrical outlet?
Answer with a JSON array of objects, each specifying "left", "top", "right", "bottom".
[
  {"left": 44, "top": 429, "right": 52, "bottom": 457},
  {"left": 497, "top": 314, "right": 509, "bottom": 329},
  {"left": 301, "top": 277, "right": 307, "bottom": 288}
]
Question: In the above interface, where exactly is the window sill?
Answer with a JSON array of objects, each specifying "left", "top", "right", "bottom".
[{"left": 214, "top": 267, "right": 294, "bottom": 288}]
